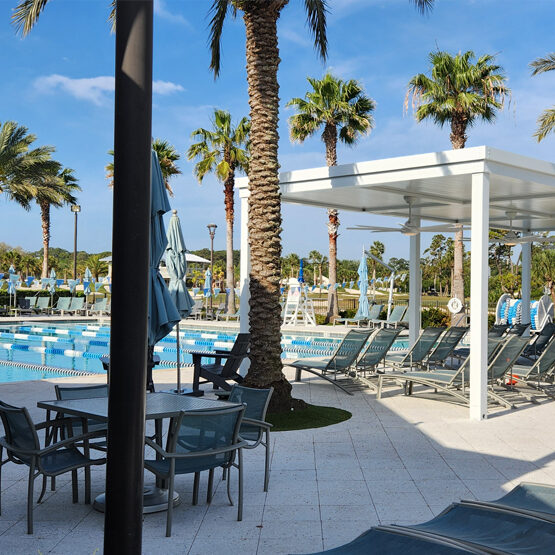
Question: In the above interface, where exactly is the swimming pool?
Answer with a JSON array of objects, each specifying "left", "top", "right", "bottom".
[{"left": 0, "top": 321, "right": 408, "bottom": 383}]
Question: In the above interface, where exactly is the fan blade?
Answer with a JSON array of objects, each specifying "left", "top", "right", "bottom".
[
  {"left": 347, "top": 225, "right": 401, "bottom": 232},
  {"left": 417, "top": 224, "right": 462, "bottom": 233}
]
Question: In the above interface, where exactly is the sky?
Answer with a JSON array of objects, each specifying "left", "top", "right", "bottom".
[{"left": 1, "top": 0, "right": 554, "bottom": 263}]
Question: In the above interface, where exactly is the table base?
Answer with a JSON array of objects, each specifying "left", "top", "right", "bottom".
[{"left": 93, "top": 485, "right": 181, "bottom": 514}]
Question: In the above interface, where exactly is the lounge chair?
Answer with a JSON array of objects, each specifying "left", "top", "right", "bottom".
[
  {"left": 187, "top": 299, "right": 204, "bottom": 320},
  {"left": 333, "top": 304, "right": 383, "bottom": 327},
  {"left": 489, "top": 323, "right": 509, "bottom": 337},
  {"left": 227, "top": 384, "right": 274, "bottom": 491},
  {"left": 14, "top": 297, "right": 33, "bottom": 316},
  {"left": 144, "top": 405, "right": 247, "bottom": 536},
  {"left": 377, "top": 336, "right": 529, "bottom": 409},
  {"left": 369, "top": 304, "right": 407, "bottom": 328},
  {"left": 190, "top": 333, "right": 251, "bottom": 395},
  {"left": 384, "top": 327, "right": 446, "bottom": 370},
  {"left": 87, "top": 297, "right": 108, "bottom": 316},
  {"left": 67, "top": 297, "right": 85, "bottom": 315},
  {"left": 35, "top": 296, "right": 51, "bottom": 314},
  {"left": 217, "top": 309, "right": 240, "bottom": 321},
  {"left": 0, "top": 400, "right": 106, "bottom": 534},
  {"left": 522, "top": 322, "right": 555, "bottom": 360},
  {"left": 424, "top": 326, "right": 467, "bottom": 368},
  {"left": 508, "top": 322, "right": 531, "bottom": 336},
  {"left": 51, "top": 296, "right": 71, "bottom": 315},
  {"left": 289, "top": 329, "right": 372, "bottom": 395}
]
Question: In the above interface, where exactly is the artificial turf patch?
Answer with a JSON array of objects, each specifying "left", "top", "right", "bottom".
[{"left": 267, "top": 404, "right": 352, "bottom": 431}]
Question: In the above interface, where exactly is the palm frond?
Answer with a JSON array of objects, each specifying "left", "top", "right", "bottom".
[
  {"left": 534, "top": 107, "right": 555, "bottom": 142},
  {"left": 12, "top": 0, "right": 51, "bottom": 36},
  {"left": 530, "top": 53, "right": 555, "bottom": 76},
  {"left": 303, "top": 0, "right": 328, "bottom": 60},
  {"left": 411, "top": 0, "right": 434, "bottom": 14},
  {"left": 208, "top": 0, "right": 231, "bottom": 77}
]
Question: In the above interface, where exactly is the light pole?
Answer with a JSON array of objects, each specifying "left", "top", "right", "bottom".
[
  {"left": 71, "top": 205, "right": 81, "bottom": 280},
  {"left": 207, "top": 223, "right": 217, "bottom": 313}
]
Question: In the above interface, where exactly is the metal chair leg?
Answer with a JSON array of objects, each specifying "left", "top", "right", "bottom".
[
  {"left": 166, "top": 463, "right": 175, "bottom": 537},
  {"left": 71, "top": 470, "right": 78, "bottom": 503},
  {"left": 27, "top": 464, "right": 35, "bottom": 535},
  {"left": 37, "top": 475, "right": 47, "bottom": 504},
  {"left": 264, "top": 429, "right": 270, "bottom": 492},
  {"left": 237, "top": 449, "right": 243, "bottom": 521},
  {"left": 192, "top": 472, "right": 200, "bottom": 505},
  {"left": 207, "top": 469, "right": 214, "bottom": 503}
]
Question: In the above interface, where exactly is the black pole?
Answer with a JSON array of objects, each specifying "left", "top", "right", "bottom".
[
  {"left": 104, "top": 1, "right": 152, "bottom": 553},
  {"left": 73, "top": 210, "right": 78, "bottom": 280}
]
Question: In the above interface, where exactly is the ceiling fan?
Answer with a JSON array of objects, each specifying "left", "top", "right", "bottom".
[
  {"left": 490, "top": 210, "right": 555, "bottom": 246},
  {"left": 347, "top": 197, "right": 466, "bottom": 237}
]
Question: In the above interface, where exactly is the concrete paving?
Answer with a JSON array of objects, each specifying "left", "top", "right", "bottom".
[{"left": 0, "top": 365, "right": 553, "bottom": 554}]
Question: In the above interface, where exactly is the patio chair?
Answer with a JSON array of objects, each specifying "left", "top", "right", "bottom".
[
  {"left": 191, "top": 333, "right": 251, "bottom": 395},
  {"left": 217, "top": 309, "right": 240, "bottom": 321},
  {"left": 51, "top": 296, "right": 71, "bottom": 315},
  {"left": 227, "top": 384, "right": 273, "bottom": 491},
  {"left": 333, "top": 304, "right": 383, "bottom": 327},
  {"left": 35, "top": 296, "right": 51, "bottom": 314},
  {"left": 0, "top": 400, "right": 106, "bottom": 534},
  {"left": 384, "top": 327, "right": 446, "bottom": 370},
  {"left": 144, "top": 405, "right": 247, "bottom": 536},
  {"left": 377, "top": 336, "right": 528, "bottom": 409},
  {"left": 187, "top": 299, "right": 204, "bottom": 320},
  {"left": 289, "top": 329, "right": 372, "bottom": 395},
  {"left": 87, "top": 297, "right": 108, "bottom": 316},
  {"left": 522, "top": 322, "right": 555, "bottom": 360},
  {"left": 508, "top": 322, "right": 530, "bottom": 336},
  {"left": 25, "top": 296, "right": 38, "bottom": 309},
  {"left": 369, "top": 304, "right": 407, "bottom": 328},
  {"left": 489, "top": 323, "right": 509, "bottom": 337},
  {"left": 424, "top": 326, "right": 467, "bottom": 368},
  {"left": 67, "top": 297, "right": 85, "bottom": 315},
  {"left": 15, "top": 297, "right": 33, "bottom": 316}
]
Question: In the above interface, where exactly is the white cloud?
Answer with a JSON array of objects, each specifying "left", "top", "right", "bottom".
[
  {"left": 33, "top": 74, "right": 184, "bottom": 105},
  {"left": 280, "top": 27, "right": 312, "bottom": 48},
  {"left": 154, "top": 0, "right": 191, "bottom": 27}
]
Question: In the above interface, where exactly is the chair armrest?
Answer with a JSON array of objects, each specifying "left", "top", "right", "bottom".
[
  {"left": 145, "top": 437, "right": 170, "bottom": 458},
  {"left": 242, "top": 417, "right": 273, "bottom": 429},
  {"left": 189, "top": 350, "right": 235, "bottom": 359},
  {"left": 163, "top": 440, "right": 249, "bottom": 459},
  {"left": 34, "top": 417, "right": 80, "bottom": 431},
  {"left": 38, "top": 429, "right": 108, "bottom": 456}
]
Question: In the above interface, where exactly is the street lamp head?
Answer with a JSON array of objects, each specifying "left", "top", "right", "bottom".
[
  {"left": 71, "top": 204, "right": 81, "bottom": 213},
  {"left": 207, "top": 223, "right": 217, "bottom": 238}
]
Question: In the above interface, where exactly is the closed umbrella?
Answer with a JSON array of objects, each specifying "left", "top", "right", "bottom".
[
  {"left": 203, "top": 269, "right": 212, "bottom": 297},
  {"left": 355, "top": 250, "right": 370, "bottom": 319},
  {"left": 147, "top": 150, "right": 180, "bottom": 391},
  {"left": 166, "top": 209, "right": 194, "bottom": 393},
  {"left": 299, "top": 259, "right": 304, "bottom": 283}
]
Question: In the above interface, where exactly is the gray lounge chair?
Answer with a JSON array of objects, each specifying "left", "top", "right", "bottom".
[
  {"left": 0, "top": 400, "right": 106, "bottom": 534},
  {"left": 289, "top": 329, "right": 372, "bottom": 395},
  {"left": 377, "top": 336, "right": 528, "bottom": 409},
  {"left": 333, "top": 304, "right": 383, "bottom": 327},
  {"left": 369, "top": 304, "right": 407, "bottom": 328},
  {"left": 424, "top": 326, "right": 467, "bottom": 368},
  {"left": 144, "top": 405, "right": 247, "bottom": 536},
  {"left": 67, "top": 297, "right": 85, "bottom": 315},
  {"left": 385, "top": 327, "right": 446, "bottom": 370},
  {"left": 87, "top": 297, "right": 108, "bottom": 316},
  {"left": 522, "top": 322, "right": 555, "bottom": 360},
  {"left": 187, "top": 299, "right": 204, "bottom": 320},
  {"left": 51, "top": 296, "right": 71, "bottom": 315},
  {"left": 35, "top": 296, "right": 51, "bottom": 314}
]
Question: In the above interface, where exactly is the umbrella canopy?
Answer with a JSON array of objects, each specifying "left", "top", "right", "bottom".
[
  {"left": 8, "top": 265, "right": 15, "bottom": 274},
  {"left": 203, "top": 269, "right": 212, "bottom": 297},
  {"left": 84, "top": 267, "right": 92, "bottom": 281},
  {"left": 355, "top": 251, "right": 370, "bottom": 319},
  {"left": 50, "top": 268, "right": 56, "bottom": 279},
  {"left": 165, "top": 210, "right": 194, "bottom": 317},
  {"left": 149, "top": 150, "right": 180, "bottom": 346},
  {"left": 68, "top": 279, "right": 78, "bottom": 294},
  {"left": 299, "top": 259, "right": 304, "bottom": 283}
]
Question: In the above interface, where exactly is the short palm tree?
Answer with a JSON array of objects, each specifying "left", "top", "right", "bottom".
[
  {"left": 86, "top": 254, "right": 109, "bottom": 281},
  {"left": 105, "top": 138, "right": 181, "bottom": 195},
  {"left": 187, "top": 109, "right": 250, "bottom": 315},
  {"left": 287, "top": 73, "right": 375, "bottom": 322},
  {"left": 0, "top": 120, "right": 58, "bottom": 207},
  {"left": 408, "top": 50, "right": 509, "bottom": 323},
  {"left": 530, "top": 53, "right": 555, "bottom": 142}
]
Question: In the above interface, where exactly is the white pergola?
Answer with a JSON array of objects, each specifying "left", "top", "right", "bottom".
[{"left": 236, "top": 146, "right": 555, "bottom": 420}]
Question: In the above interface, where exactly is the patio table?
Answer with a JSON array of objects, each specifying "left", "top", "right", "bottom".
[{"left": 37, "top": 392, "right": 240, "bottom": 513}]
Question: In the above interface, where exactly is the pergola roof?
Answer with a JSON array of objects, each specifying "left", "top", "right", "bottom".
[{"left": 237, "top": 146, "right": 555, "bottom": 232}]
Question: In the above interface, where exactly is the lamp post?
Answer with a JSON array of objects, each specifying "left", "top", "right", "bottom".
[
  {"left": 71, "top": 205, "right": 81, "bottom": 280},
  {"left": 207, "top": 223, "right": 217, "bottom": 312}
]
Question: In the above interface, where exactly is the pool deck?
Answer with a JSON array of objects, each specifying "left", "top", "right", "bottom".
[{"left": 0, "top": 365, "right": 553, "bottom": 554}]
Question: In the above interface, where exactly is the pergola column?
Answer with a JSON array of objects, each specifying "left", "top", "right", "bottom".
[
  {"left": 408, "top": 219, "right": 421, "bottom": 346},
  {"left": 470, "top": 172, "right": 490, "bottom": 420},
  {"left": 239, "top": 189, "right": 251, "bottom": 374},
  {"left": 521, "top": 235, "right": 532, "bottom": 335}
]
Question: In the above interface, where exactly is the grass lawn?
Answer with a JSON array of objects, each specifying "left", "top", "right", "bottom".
[{"left": 267, "top": 404, "right": 352, "bottom": 431}]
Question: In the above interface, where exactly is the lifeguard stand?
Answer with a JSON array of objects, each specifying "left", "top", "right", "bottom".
[{"left": 282, "top": 281, "right": 316, "bottom": 326}]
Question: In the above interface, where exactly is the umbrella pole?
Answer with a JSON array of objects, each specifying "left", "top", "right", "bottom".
[{"left": 176, "top": 322, "right": 181, "bottom": 393}]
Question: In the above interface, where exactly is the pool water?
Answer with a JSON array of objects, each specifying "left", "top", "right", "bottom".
[{"left": 0, "top": 322, "right": 408, "bottom": 383}]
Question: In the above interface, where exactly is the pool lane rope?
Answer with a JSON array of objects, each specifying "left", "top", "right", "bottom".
[{"left": 0, "top": 358, "right": 96, "bottom": 377}]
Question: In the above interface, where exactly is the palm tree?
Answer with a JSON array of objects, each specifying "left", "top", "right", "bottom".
[
  {"left": 86, "top": 254, "right": 109, "bottom": 281},
  {"left": 105, "top": 138, "right": 181, "bottom": 194},
  {"left": 408, "top": 50, "right": 509, "bottom": 323},
  {"left": 187, "top": 109, "right": 250, "bottom": 315},
  {"left": 530, "top": 53, "right": 555, "bottom": 142},
  {"left": 369, "top": 241, "right": 385, "bottom": 297},
  {"left": 0, "top": 120, "right": 58, "bottom": 207},
  {"left": 287, "top": 73, "right": 375, "bottom": 322},
  {"left": 308, "top": 250, "right": 326, "bottom": 292},
  {"left": 32, "top": 166, "right": 80, "bottom": 277},
  {"left": 533, "top": 249, "right": 555, "bottom": 305}
]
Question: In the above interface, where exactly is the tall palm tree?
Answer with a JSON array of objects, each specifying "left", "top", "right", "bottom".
[
  {"left": 287, "top": 73, "right": 375, "bottom": 322},
  {"left": 408, "top": 50, "right": 509, "bottom": 324},
  {"left": 530, "top": 53, "right": 555, "bottom": 142},
  {"left": 32, "top": 166, "right": 80, "bottom": 277},
  {"left": 0, "top": 120, "right": 58, "bottom": 207},
  {"left": 187, "top": 109, "right": 250, "bottom": 315},
  {"left": 105, "top": 138, "right": 181, "bottom": 194}
]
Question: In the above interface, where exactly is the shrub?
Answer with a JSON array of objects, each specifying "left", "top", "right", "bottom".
[{"left": 422, "top": 307, "right": 449, "bottom": 327}]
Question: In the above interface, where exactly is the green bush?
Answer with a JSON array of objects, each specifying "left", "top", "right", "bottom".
[
  {"left": 488, "top": 313, "right": 496, "bottom": 328},
  {"left": 339, "top": 308, "right": 356, "bottom": 319},
  {"left": 315, "top": 314, "right": 328, "bottom": 325},
  {"left": 422, "top": 307, "right": 449, "bottom": 327}
]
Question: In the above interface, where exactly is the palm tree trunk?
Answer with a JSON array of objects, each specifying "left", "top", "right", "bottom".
[
  {"left": 451, "top": 228, "right": 465, "bottom": 325},
  {"left": 40, "top": 201, "right": 50, "bottom": 278},
  {"left": 322, "top": 124, "right": 337, "bottom": 166},
  {"left": 450, "top": 115, "right": 468, "bottom": 149},
  {"left": 242, "top": 3, "right": 296, "bottom": 411},
  {"left": 224, "top": 171, "right": 236, "bottom": 314}
]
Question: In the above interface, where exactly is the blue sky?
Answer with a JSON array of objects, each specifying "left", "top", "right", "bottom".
[{"left": 1, "top": 0, "right": 554, "bottom": 262}]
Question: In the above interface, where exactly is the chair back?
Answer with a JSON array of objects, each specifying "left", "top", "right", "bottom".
[
  {"left": 358, "top": 328, "right": 402, "bottom": 368},
  {"left": 93, "top": 298, "right": 108, "bottom": 311},
  {"left": 387, "top": 305, "right": 406, "bottom": 322},
  {"left": 69, "top": 297, "right": 84, "bottom": 311},
  {"left": 489, "top": 324, "right": 508, "bottom": 337},
  {"left": 229, "top": 385, "right": 273, "bottom": 441},
  {"left": 0, "top": 401, "right": 40, "bottom": 456},
  {"left": 533, "top": 336, "right": 555, "bottom": 378},
  {"left": 402, "top": 327, "right": 445, "bottom": 364},
  {"left": 489, "top": 336, "right": 529, "bottom": 381},
  {"left": 532, "top": 322, "right": 555, "bottom": 355},
  {"left": 427, "top": 326, "right": 467, "bottom": 365},
  {"left": 170, "top": 405, "right": 245, "bottom": 468},
  {"left": 329, "top": 329, "right": 372, "bottom": 371},
  {"left": 367, "top": 304, "right": 383, "bottom": 320},
  {"left": 55, "top": 384, "right": 108, "bottom": 400},
  {"left": 25, "top": 296, "right": 37, "bottom": 308},
  {"left": 56, "top": 297, "right": 71, "bottom": 311},
  {"left": 17, "top": 298, "right": 30, "bottom": 309},
  {"left": 221, "top": 333, "right": 251, "bottom": 377},
  {"left": 36, "top": 297, "right": 50, "bottom": 309},
  {"left": 508, "top": 323, "right": 530, "bottom": 336}
]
